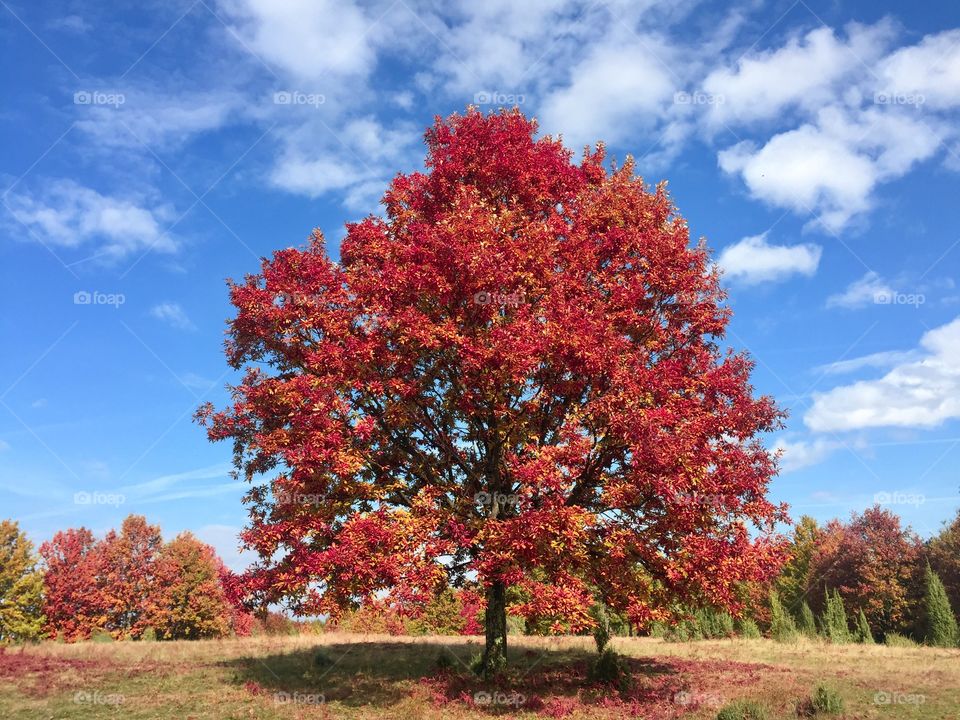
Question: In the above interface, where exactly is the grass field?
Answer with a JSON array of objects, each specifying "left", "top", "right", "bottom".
[{"left": 2, "top": 633, "right": 957, "bottom": 719}]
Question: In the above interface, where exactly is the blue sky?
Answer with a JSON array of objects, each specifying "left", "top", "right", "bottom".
[{"left": 1, "top": 0, "right": 958, "bottom": 569}]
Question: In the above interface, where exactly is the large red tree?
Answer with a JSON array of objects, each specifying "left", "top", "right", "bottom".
[{"left": 199, "top": 108, "right": 787, "bottom": 673}]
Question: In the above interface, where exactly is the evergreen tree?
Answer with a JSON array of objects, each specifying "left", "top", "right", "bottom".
[
  {"left": 923, "top": 564, "right": 958, "bottom": 648},
  {"left": 797, "top": 601, "right": 817, "bottom": 637},
  {"left": 855, "top": 608, "right": 874, "bottom": 644},
  {"left": 769, "top": 589, "right": 797, "bottom": 641},
  {"left": 821, "top": 589, "right": 851, "bottom": 643}
]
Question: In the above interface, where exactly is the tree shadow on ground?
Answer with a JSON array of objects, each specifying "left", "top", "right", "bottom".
[{"left": 224, "top": 638, "right": 681, "bottom": 712}]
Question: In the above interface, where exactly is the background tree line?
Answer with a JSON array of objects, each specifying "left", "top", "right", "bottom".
[{"left": 1, "top": 505, "right": 958, "bottom": 646}]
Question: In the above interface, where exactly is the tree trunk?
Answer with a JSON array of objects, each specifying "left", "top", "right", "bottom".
[{"left": 482, "top": 580, "right": 507, "bottom": 677}]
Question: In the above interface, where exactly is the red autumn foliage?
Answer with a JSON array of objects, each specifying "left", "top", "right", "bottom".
[
  {"left": 38, "top": 528, "right": 102, "bottom": 641},
  {"left": 807, "top": 505, "right": 924, "bottom": 635},
  {"left": 197, "top": 108, "right": 789, "bottom": 662}
]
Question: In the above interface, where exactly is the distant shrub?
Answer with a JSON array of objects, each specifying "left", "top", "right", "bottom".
[
  {"left": 820, "top": 590, "right": 851, "bottom": 644},
  {"left": 648, "top": 620, "right": 668, "bottom": 638},
  {"left": 591, "top": 603, "right": 611, "bottom": 653},
  {"left": 587, "top": 648, "right": 631, "bottom": 690},
  {"left": 884, "top": 633, "right": 917, "bottom": 648},
  {"left": 261, "top": 611, "right": 296, "bottom": 636},
  {"left": 812, "top": 685, "right": 844, "bottom": 714},
  {"left": 769, "top": 591, "right": 798, "bottom": 642},
  {"left": 140, "top": 627, "right": 157, "bottom": 642},
  {"left": 90, "top": 628, "right": 114, "bottom": 643},
  {"left": 797, "top": 602, "right": 817, "bottom": 638},
  {"left": 854, "top": 609, "right": 874, "bottom": 644},
  {"left": 696, "top": 607, "right": 735, "bottom": 639},
  {"left": 716, "top": 699, "right": 768, "bottom": 720},
  {"left": 736, "top": 618, "right": 761, "bottom": 639}
]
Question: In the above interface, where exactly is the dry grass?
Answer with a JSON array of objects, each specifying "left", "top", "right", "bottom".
[{"left": 2, "top": 633, "right": 957, "bottom": 719}]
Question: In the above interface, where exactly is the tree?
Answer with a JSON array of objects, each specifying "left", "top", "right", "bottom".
[
  {"left": 922, "top": 564, "right": 958, "bottom": 647},
  {"left": 97, "top": 515, "right": 162, "bottom": 639},
  {"left": 768, "top": 589, "right": 797, "bottom": 641},
  {"left": 198, "top": 108, "right": 788, "bottom": 674},
  {"left": 927, "top": 509, "right": 960, "bottom": 615},
  {"left": 0, "top": 520, "right": 44, "bottom": 642},
  {"left": 39, "top": 527, "right": 102, "bottom": 641},
  {"left": 807, "top": 507, "right": 922, "bottom": 637},
  {"left": 821, "top": 589, "right": 851, "bottom": 643},
  {"left": 797, "top": 601, "right": 817, "bottom": 638},
  {"left": 776, "top": 515, "right": 819, "bottom": 613},
  {"left": 854, "top": 608, "right": 874, "bottom": 644},
  {"left": 151, "top": 533, "right": 231, "bottom": 640}
]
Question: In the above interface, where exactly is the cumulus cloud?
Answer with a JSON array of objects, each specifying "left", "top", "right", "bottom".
[
  {"left": 773, "top": 437, "right": 844, "bottom": 472},
  {"left": 703, "top": 23, "right": 894, "bottom": 125},
  {"left": 538, "top": 33, "right": 681, "bottom": 153},
  {"left": 5, "top": 180, "right": 176, "bottom": 260},
  {"left": 826, "top": 271, "right": 894, "bottom": 309},
  {"left": 877, "top": 29, "right": 960, "bottom": 109},
  {"left": 814, "top": 349, "right": 917, "bottom": 375},
  {"left": 805, "top": 316, "right": 960, "bottom": 431},
  {"left": 150, "top": 302, "right": 196, "bottom": 331},
  {"left": 717, "top": 232, "right": 821, "bottom": 284},
  {"left": 718, "top": 106, "right": 941, "bottom": 231}
]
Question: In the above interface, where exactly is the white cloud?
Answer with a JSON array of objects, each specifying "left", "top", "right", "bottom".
[
  {"left": 805, "top": 316, "right": 960, "bottom": 431},
  {"left": 48, "top": 15, "right": 92, "bottom": 33},
  {"left": 5, "top": 180, "right": 176, "bottom": 259},
  {"left": 826, "top": 271, "right": 894, "bottom": 309},
  {"left": 217, "top": 0, "right": 383, "bottom": 82},
  {"left": 774, "top": 437, "right": 843, "bottom": 472},
  {"left": 75, "top": 91, "right": 241, "bottom": 150},
  {"left": 0, "top": 439, "right": 10, "bottom": 452},
  {"left": 814, "top": 349, "right": 917, "bottom": 375},
  {"left": 268, "top": 116, "right": 420, "bottom": 207},
  {"left": 718, "top": 106, "right": 941, "bottom": 231},
  {"left": 717, "top": 232, "right": 821, "bottom": 284},
  {"left": 150, "top": 302, "right": 196, "bottom": 331},
  {"left": 878, "top": 29, "right": 960, "bottom": 109},
  {"left": 538, "top": 34, "right": 679, "bottom": 152},
  {"left": 703, "top": 23, "right": 894, "bottom": 125}
]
